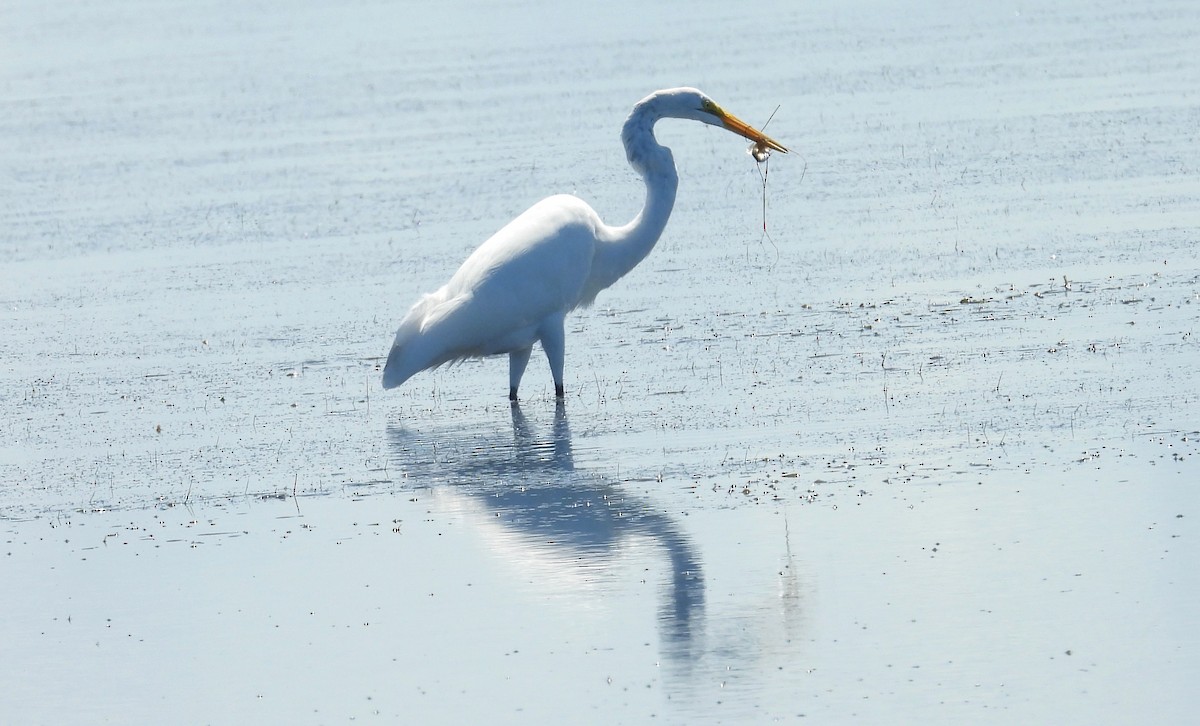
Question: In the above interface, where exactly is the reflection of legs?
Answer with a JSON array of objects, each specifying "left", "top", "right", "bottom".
[
  {"left": 509, "top": 346, "right": 532, "bottom": 401},
  {"left": 509, "top": 399, "right": 530, "bottom": 443},
  {"left": 507, "top": 397, "right": 573, "bottom": 470},
  {"left": 551, "top": 398, "right": 573, "bottom": 470},
  {"left": 539, "top": 313, "right": 566, "bottom": 398}
]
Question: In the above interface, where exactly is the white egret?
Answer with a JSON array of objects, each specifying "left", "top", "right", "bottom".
[{"left": 381, "top": 87, "right": 787, "bottom": 400}]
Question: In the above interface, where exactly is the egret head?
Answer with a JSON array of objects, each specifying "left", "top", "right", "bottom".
[{"left": 653, "top": 88, "right": 788, "bottom": 154}]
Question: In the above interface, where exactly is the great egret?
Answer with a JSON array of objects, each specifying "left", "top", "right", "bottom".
[{"left": 381, "top": 87, "right": 787, "bottom": 400}]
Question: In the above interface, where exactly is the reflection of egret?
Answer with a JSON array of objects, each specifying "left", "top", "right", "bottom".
[
  {"left": 386, "top": 403, "right": 704, "bottom": 658},
  {"left": 381, "top": 87, "right": 787, "bottom": 400}
]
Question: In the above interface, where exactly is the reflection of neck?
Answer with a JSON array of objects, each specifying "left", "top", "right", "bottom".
[{"left": 642, "top": 511, "right": 705, "bottom": 648}]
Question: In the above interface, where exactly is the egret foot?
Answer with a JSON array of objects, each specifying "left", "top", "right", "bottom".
[
  {"left": 509, "top": 387, "right": 519, "bottom": 401},
  {"left": 555, "top": 384, "right": 565, "bottom": 398}
]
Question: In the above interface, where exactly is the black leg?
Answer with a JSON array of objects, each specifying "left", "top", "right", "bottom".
[
  {"left": 554, "top": 384, "right": 564, "bottom": 398},
  {"left": 509, "top": 387, "right": 518, "bottom": 401}
]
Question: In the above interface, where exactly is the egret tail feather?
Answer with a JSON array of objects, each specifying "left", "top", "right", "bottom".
[{"left": 381, "top": 344, "right": 412, "bottom": 389}]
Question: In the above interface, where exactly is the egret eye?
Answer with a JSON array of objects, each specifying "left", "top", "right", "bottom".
[{"left": 749, "top": 141, "right": 771, "bottom": 163}]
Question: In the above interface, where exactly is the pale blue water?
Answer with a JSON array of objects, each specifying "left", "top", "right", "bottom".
[{"left": 3, "top": 0, "right": 1198, "bottom": 722}]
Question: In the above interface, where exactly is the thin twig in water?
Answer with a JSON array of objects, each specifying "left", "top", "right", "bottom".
[
  {"left": 761, "top": 104, "right": 780, "bottom": 132},
  {"left": 751, "top": 156, "right": 783, "bottom": 271},
  {"left": 750, "top": 105, "right": 782, "bottom": 264}
]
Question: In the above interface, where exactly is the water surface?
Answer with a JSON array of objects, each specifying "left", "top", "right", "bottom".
[{"left": 3, "top": 0, "right": 1198, "bottom": 722}]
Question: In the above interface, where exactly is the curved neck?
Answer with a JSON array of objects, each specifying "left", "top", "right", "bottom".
[{"left": 591, "top": 100, "right": 679, "bottom": 292}]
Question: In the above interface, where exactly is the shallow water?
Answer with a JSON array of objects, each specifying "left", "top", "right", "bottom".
[{"left": 3, "top": 0, "right": 1199, "bottom": 722}]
